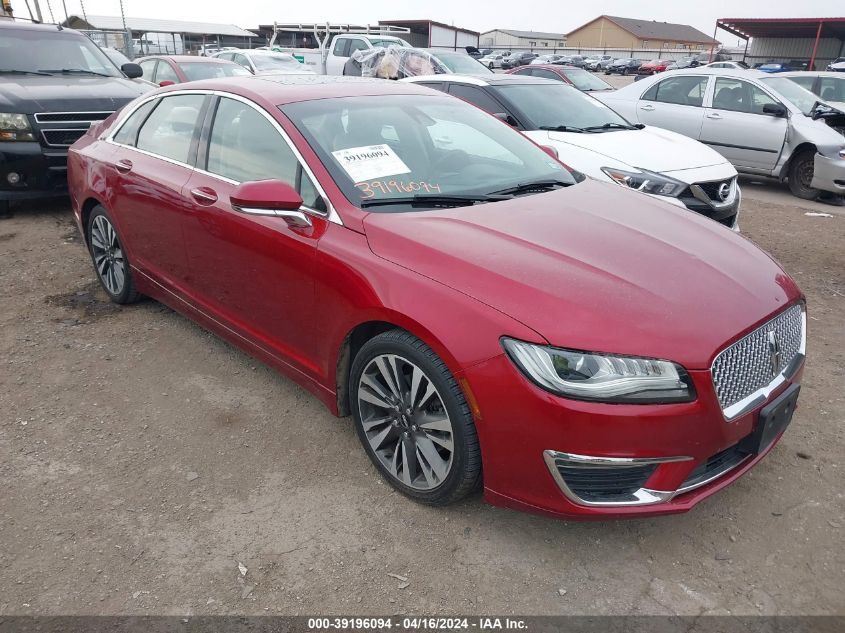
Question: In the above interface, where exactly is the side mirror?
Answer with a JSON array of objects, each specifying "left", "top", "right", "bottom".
[
  {"left": 159, "top": 80, "right": 175, "bottom": 87},
  {"left": 762, "top": 103, "right": 787, "bottom": 117},
  {"left": 121, "top": 63, "right": 143, "bottom": 79},
  {"left": 230, "top": 180, "right": 311, "bottom": 227},
  {"left": 493, "top": 112, "right": 518, "bottom": 127}
]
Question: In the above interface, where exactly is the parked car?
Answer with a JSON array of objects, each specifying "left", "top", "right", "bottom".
[
  {"left": 827, "top": 57, "right": 845, "bottom": 72},
  {"left": 479, "top": 53, "right": 506, "bottom": 70},
  {"left": 531, "top": 54, "right": 566, "bottom": 65},
  {"left": 704, "top": 61, "right": 750, "bottom": 70},
  {"left": 405, "top": 73, "right": 740, "bottom": 228},
  {"left": 638, "top": 59, "right": 674, "bottom": 75},
  {"left": 781, "top": 72, "right": 845, "bottom": 111},
  {"left": 756, "top": 60, "right": 808, "bottom": 73},
  {"left": 213, "top": 49, "right": 314, "bottom": 75},
  {"left": 0, "top": 20, "right": 146, "bottom": 219},
  {"left": 137, "top": 55, "right": 251, "bottom": 86},
  {"left": 605, "top": 58, "right": 643, "bottom": 75},
  {"left": 595, "top": 68, "right": 845, "bottom": 202},
  {"left": 594, "top": 57, "right": 618, "bottom": 71},
  {"left": 584, "top": 55, "right": 614, "bottom": 71},
  {"left": 507, "top": 64, "right": 614, "bottom": 92},
  {"left": 562, "top": 55, "right": 588, "bottom": 68},
  {"left": 68, "top": 75, "right": 806, "bottom": 519},
  {"left": 501, "top": 52, "right": 537, "bottom": 69},
  {"left": 323, "top": 34, "right": 411, "bottom": 75},
  {"left": 420, "top": 49, "right": 492, "bottom": 75},
  {"left": 666, "top": 57, "right": 702, "bottom": 71}
]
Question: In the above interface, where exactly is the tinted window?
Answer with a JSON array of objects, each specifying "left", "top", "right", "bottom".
[
  {"left": 332, "top": 38, "right": 349, "bottom": 56},
  {"left": 136, "top": 95, "right": 204, "bottom": 163},
  {"left": 348, "top": 39, "right": 369, "bottom": 55},
  {"left": 233, "top": 54, "right": 251, "bottom": 69},
  {"left": 713, "top": 78, "right": 777, "bottom": 114},
  {"left": 139, "top": 59, "right": 157, "bottom": 82},
  {"left": 787, "top": 76, "right": 815, "bottom": 90},
  {"left": 493, "top": 83, "right": 631, "bottom": 129},
  {"left": 532, "top": 69, "right": 561, "bottom": 81},
  {"left": 819, "top": 76, "right": 844, "bottom": 102},
  {"left": 155, "top": 61, "right": 179, "bottom": 83},
  {"left": 179, "top": 61, "right": 251, "bottom": 81},
  {"left": 560, "top": 69, "right": 614, "bottom": 91},
  {"left": 0, "top": 27, "right": 122, "bottom": 76},
  {"left": 448, "top": 84, "right": 505, "bottom": 115},
  {"left": 643, "top": 76, "right": 708, "bottom": 106},
  {"left": 113, "top": 100, "right": 157, "bottom": 146}
]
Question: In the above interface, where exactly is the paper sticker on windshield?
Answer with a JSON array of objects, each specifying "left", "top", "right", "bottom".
[{"left": 331, "top": 144, "right": 411, "bottom": 182}]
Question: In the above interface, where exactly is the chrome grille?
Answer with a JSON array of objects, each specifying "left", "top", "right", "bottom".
[
  {"left": 696, "top": 177, "right": 736, "bottom": 202},
  {"left": 711, "top": 304, "right": 804, "bottom": 416}
]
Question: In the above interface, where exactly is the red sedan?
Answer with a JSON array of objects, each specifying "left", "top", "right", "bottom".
[
  {"left": 506, "top": 64, "right": 615, "bottom": 92},
  {"left": 67, "top": 76, "right": 806, "bottom": 520},
  {"left": 137, "top": 54, "right": 250, "bottom": 87},
  {"left": 638, "top": 59, "right": 674, "bottom": 74}
]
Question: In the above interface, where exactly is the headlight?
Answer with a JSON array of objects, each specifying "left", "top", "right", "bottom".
[
  {"left": 601, "top": 167, "right": 686, "bottom": 197},
  {"left": 501, "top": 338, "right": 695, "bottom": 403},
  {"left": 0, "top": 113, "right": 35, "bottom": 142}
]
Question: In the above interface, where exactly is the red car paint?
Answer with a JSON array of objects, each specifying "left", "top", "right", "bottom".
[
  {"left": 639, "top": 59, "right": 674, "bottom": 74},
  {"left": 67, "top": 77, "right": 805, "bottom": 520},
  {"left": 136, "top": 55, "right": 246, "bottom": 85}
]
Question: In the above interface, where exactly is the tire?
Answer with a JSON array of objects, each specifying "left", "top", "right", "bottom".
[
  {"left": 622, "top": 68, "right": 628, "bottom": 76},
  {"left": 86, "top": 205, "right": 142, "bottom": 304},
  {"left": 0, "top": 200, "right": 12, "bottom": 219},
  {"left": 788, "top": 149, "right": 820, "bottom": 200},
  {"left": 488, "top": 62, "right": 494, "bottom": 70},
  {"left": 349, "top": 329, "right": 481, "bottom": 506}
]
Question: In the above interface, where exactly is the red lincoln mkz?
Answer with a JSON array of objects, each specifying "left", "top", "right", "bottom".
[{"left": 67, "top": 76, "right": 806, "bottom": 519}]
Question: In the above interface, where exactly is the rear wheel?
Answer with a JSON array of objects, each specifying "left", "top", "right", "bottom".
[
  {"left": 788, "top": 149, "right": 819, "bottom": 200},
  {"left": 488, "top": 62, "right": 494, "bottom": 70},
  {"left": 350, "top": 329, "right": 481, "bottom": 506},
  {"left": 87, "top": 206, "right": 142, "bottom": 304}
]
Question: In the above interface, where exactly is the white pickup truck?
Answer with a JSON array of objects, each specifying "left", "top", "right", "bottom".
[{"left": 275, "top": 33, "right": 411, "bottom": 75}]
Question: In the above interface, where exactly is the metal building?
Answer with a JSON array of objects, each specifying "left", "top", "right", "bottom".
[{"left": 377, "top": 20, "right": 479, "bottom": 50}]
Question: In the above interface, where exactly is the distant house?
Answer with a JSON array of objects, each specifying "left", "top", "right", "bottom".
[
  {"left": 566, "top": 15, "right": 719, "bottom": 50},
  {"left": 479, "top": 29, "right": 567, "bottom": 49}
]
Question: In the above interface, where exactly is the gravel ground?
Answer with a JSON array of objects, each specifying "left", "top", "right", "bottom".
[{"left": 0, "top": 187, "right": 843, "bottom": 617}]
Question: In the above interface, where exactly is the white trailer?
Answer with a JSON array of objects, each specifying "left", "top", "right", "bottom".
[{"left": 269, "top": 22, "right": 411, "bottom": 75}]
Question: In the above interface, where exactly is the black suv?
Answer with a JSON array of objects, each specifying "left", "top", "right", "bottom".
[{"left": 0, "top": 21, "right": 147, "bottom": 218}]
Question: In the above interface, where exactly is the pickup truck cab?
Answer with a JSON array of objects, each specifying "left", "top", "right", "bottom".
[
  {"left": 326, "top": 34, "right": 411, "bottom": 75},
  {"left": 0, "top": 20, "right": 147, "bottom": 218}
]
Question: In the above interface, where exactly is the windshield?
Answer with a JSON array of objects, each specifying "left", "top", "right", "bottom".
[
  {"left": 0, "top": 27, "right": 122, "bottom": 77},
  {"left": 252, "top": 54, "right": 306, "bottom": 71},
  {"left": 432, "top": 52, "right": 493, "bottom": 74},
  {"left": 179, "top": 61, "right": 251, "bottom": 80},
  {"left": 280, "top": 95, "right": 574, "bottom": 211},
  {"left": 759, "top": 77, "right": 820, "bottom": 115},
  {"left": 493, "top": 83, "right": 631, "bottom": 130},
  {"left": 560, "top": 69, "right": 613, "bottom": 91},
  {"left": 370, "top": 38, "right": 409, "bottom": 48}
]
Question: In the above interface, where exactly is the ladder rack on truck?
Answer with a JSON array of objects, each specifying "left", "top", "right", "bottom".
[{"left": 269, "top": 22, "right": 411, "bottom": 74}]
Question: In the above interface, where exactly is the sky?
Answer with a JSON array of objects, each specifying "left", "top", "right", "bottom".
[{"left": 26, "top": 0, "right": 845, "bottom": 46}]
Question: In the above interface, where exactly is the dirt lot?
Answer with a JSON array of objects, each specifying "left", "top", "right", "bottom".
[{"left": 0, "top": 187, "right": 843, "bottom": 617}]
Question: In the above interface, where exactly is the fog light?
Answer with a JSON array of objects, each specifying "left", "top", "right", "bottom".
[{"left": 7, "top": 172, "right": 21, "bottom": 185}]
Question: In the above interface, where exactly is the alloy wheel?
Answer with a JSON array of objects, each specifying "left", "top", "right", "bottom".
[
  {"left": 357, "top": 354, "right": 454, "bottom": 490},
  {"left": 90, "top": 215, "right": 126, "bottom": 296}
]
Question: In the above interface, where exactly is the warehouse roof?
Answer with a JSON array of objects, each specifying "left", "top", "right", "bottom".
[
  {"left": 63, "top": 14, "right": 258, "bottom": 38},
  {"left": 717, "top": 17, "right": 845, "bottom": 40},
  {"left": 568, "top": 15, "right": 718, "bottom": 45},
  {"left": 482, "top": 29, "right": 567, "bottom": 41}
]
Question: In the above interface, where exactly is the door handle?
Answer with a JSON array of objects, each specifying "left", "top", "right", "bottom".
[
  {"left": 639, "top": 104, "right": 655, "bottom": 111},
  {"left": 190, "top": 187, "right": 218, "bottom": 205},
  {"left": 706, "top": 113, "right": 722, "bottom": 119},
  {"left": 115, "top": 159, "right": 133, "bottom": 173}
]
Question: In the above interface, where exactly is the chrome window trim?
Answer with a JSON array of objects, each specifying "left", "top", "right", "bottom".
[
  {"left": 714, "top": 307, "right": 806, "bottom": 421},
  {"left": 104, "top": 88, "right": 342, "bottom": 225}
]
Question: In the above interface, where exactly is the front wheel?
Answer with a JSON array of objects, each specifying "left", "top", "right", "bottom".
[
  {"left": 788, "top": 149, "right": 820, "bottom": 200},
  {"left": 350, "top": 329, "right": 481, "bottom": 506},
  {"left": 87, "top": 206, "right": 142, "bottom": 304}
]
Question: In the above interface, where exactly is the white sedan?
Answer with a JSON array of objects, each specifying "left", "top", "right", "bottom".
[
  {"left": 479, "top": 53, "right": 505, "bottom": 70},
  {"left": 403, "top": 73, "right": 742, "bottom": 229},
  {"left": 212, "top": 49, "right": 314, "bottom": 75},
  {"left": 594, "top": 67, "right": 845, "bottom": 201}
]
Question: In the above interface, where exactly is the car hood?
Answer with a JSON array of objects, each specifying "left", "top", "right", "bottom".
[
  {"left": 0, "top": 75, "right": 147, "bottom": 114},
  {"left": 363, "top": 180, "right": 799, "bottom": 369},
  {"left": 538, "top": 126, "right": 728, "bottom": 174}
]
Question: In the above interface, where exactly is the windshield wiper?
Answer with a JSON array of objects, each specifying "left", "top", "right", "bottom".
[
  {"left": 539, "top": 125, "right": 585, "bottom": 133},
  {"left": 582, "top": 122, "right": 642, "bottom": 132},
  {"left": 490, "top": 179, "right": 571, "bottom": 196},
  {"left": 0, "top": 69, "right": 53, "bottom": 76},
  {"left": 360, "top": 193, "right": 509, "bottom": 209},
  {"left": 38, "top": 68, "right": 112, "bottom": 77}
]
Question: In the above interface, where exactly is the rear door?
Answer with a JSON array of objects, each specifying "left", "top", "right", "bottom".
[
  {"left": 180, "top": 95, "right": 330, "bottom": 374},
  {"left": 635, "top": 74, "right": 709, "bottom": 138},
  {"left": 700, "top": 77, "right": 787, "bottom": 171}
]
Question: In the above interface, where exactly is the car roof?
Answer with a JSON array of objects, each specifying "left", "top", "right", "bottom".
[
  {"left": 139, "top": 55, "right": 236, "bottom": 64},
  {"left": 160, "top": 75, "right": 438, "bottom": 104},
  {"left": 0, "top": 20, "right": 76, "bottom": 32},
  {"left": 403, "top": 73, "right": 561, "bottom": 87}
]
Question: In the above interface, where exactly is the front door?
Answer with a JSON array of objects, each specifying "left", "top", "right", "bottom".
[
  {"left": 700, "top": 77, "right": 788, "bottom": 171},
  {"left": 180, "top": 95, "right": 330, "bottom": 376},
  {"left": 635, "top": 75, "right": 709, "bottom": 138}
]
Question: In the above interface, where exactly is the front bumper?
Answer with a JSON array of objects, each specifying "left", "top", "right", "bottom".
[
  {"left": 464, "top": 353, "right": 803, "bottom": 520},
  {"left": 0, "top": 141, "right": 69, "bottom": 201},
  {"left": 811, "top": 152, "right": 845, "bottom": 194}
]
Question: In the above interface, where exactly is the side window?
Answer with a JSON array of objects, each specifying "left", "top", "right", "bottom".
[
  {"left": 218, "top": 53, "right": 233, "bottom": 61},
  {"left": 136, "top": 94, "right": 205, "bottom": 163},
  {"left": 512, "top": 68, "right": 533, "bottom": 76},
  {"left": 788, "top": 76, "right": 815, "bottom": 90},
  {"left": 155, "top": 61, "right": 179, "bottom": 83},
  {"left": 713, "top": 78, "right": 778, "bottom": 114},
  {"left": 298, "top": 169, "right": 326, "bottom": 212},
  {"left": 139, "top": 60, "right": 157, "bottom": 82},
  {"left": 643, "top": 76, "right": 708, "bottom": 106},
  {"left": 113, "top": 99, "right": 158, "bottom": 146},
  {"left": 532, "top": 69, "right": 561, "bottom": 81},
  {"left": 414, "top": 81, "right": 445, "bottom": 93},
  {"left": 448, "top": 84, "right": 505, "bottom": 114},
  {"left": 819, "top": 77, "right": 844, "bottom": 102},
  {"left": 233, "top": 54, "right": 251, "bottom": 70},
  {"left": 348, "top": 39, "right": 369, "bottom": 55},
  {"left": 332, "top": 37, "right": 349, "bottom": 57}
]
